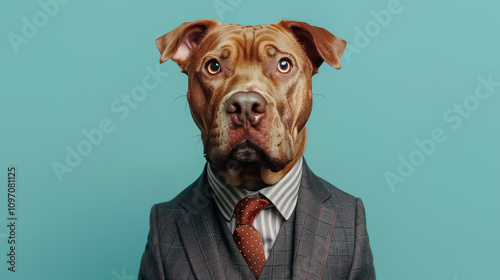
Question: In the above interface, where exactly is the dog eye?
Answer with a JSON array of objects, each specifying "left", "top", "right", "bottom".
[
  {"left": 277, "top": 59, "right": 292, "bottom": 73},
  {"left": 206, "top": 59, "right": 221, "bottom": 75}
]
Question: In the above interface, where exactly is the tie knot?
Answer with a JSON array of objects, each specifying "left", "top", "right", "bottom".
[{"left": 234, "top": 197, "right": 270, "bottom": 226}]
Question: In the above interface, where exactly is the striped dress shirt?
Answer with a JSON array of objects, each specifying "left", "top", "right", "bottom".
[{"left": 207, "top": 157, "right": 303, "bottom": 259}]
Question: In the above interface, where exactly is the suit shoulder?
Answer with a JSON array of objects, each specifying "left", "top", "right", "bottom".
[
  {"left": 315, "top": 173, "right": 359, "bottom": 203},
  {"left": 302, "top": 159, "right": 359, "bottom": 204},
  {"left": 150, "top": 172, "right": 208, "bottom": 223}
]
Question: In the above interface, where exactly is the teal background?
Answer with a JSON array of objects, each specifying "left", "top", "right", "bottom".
[{"left": 1, "top": 0, "right": 499, "bottom": 279}]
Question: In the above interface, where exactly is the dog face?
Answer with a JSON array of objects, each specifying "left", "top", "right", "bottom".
[{"left": 156, "top": 20, "right": 346, "bottom": 181}]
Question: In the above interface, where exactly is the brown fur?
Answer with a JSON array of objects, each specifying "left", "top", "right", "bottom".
[{"left": 156, "top": 19, "right": 346, "bottom": 189}]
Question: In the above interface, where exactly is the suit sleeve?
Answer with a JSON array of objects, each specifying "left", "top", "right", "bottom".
[
  {"left": 138, "top": 204, "right": 165, "bottom": 280},
  {"left": 348, "top": 198, "right": 376, "bottom": 280}
]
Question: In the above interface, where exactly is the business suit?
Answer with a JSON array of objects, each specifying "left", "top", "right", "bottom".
[{"left": 139, "top": 160, "right": 375, "bottom": 279}]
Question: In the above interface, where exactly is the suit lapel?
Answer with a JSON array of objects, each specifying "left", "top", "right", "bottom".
[
  {"left": 175, "top": 167, "right": 226, "bottom": 280},
  {"left": 293, "top": 160, "right": 338, "bottom": 279},
  {"left": 173, "top": 161, "right": 339, "bottom": 279}
]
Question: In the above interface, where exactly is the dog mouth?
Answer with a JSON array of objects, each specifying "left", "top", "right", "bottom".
[
  {"left": 228, "top": 139, "right": 284, "bottom": 171},
  {"left": 229, "top": 140, "right": 266, "bottom": 163}
]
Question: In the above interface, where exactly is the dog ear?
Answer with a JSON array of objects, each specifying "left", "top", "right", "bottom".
[
  {"left": 156, "top": 19, "right": 221, "bottom": 70},
  {"left": 277, "top": 20, "right": 346, "bottom": 71}
]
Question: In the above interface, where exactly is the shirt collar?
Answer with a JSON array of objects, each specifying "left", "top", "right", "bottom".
[{"left": 207, "top": 157, "right": 303, "bottom": 221}]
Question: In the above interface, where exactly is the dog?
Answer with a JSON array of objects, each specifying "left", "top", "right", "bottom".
[{"left": 139, "top": 19, "right": 375, "bottom": 280}]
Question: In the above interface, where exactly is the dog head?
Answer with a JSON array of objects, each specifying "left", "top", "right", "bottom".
[{"left": 156, "top": 19, "right": 346, "bottom": 185}]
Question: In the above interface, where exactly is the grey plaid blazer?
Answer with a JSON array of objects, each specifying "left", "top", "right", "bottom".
[{"left": 139, "top": 160, "right": 375, "bottom": 279}]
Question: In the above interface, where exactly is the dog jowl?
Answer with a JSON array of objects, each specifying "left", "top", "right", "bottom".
[{"left": 156, "top": 19, "right": 346, "bottom": 188}]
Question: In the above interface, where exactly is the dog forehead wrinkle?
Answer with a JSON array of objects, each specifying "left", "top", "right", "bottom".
[
  {"left": 206, "top": 25, "right": 300, "bottom": 69},
  {"left": 254, "top": 39, "right": 301, "bottom": 67},
  {"left": 256, "top": 26, "right": 314, "bottom": 72},
  {"left": 243, "top": 26, "right": 255, "bottom": 60},
  {"left": 267, "top": 47, "right": 276, "bottom": 56}
]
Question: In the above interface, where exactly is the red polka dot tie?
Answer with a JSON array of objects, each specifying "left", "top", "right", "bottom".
[{"left": 233, "top": 197, "right": 270, "bottom": 278}]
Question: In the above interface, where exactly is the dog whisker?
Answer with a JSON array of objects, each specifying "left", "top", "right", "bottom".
[
  {"left": 189, "top": 134, "right": 201, "bottom": 141},
  {"left": 172, "top": 94, "right": 187, "bottom": 105},
  {"left": 188, "top": 134, "right": 203, "bottom": 149},
  {"left": 312, "top": 93, "right": 328, "bottom": 99},
  {"left": 195, "top": 138, "right": 203, "bottom": 149},
  {"left": 312, "top": 93, "right": 329, "bottom": 107}
]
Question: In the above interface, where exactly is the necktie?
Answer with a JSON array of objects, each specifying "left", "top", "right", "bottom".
[{"left": 233, "top": 197, "right": 270, "bottom": 278}]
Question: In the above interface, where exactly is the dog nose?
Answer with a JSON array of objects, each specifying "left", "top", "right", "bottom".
[{"left": 225, "top": 91, "right": 268, "bottom": 127}]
